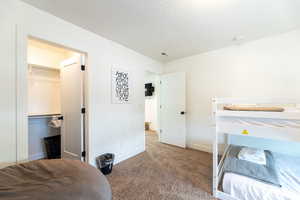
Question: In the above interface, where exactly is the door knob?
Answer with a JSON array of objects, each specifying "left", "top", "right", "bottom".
[{"left": 180, "top": 111, "right": 185, "bottom": 115}]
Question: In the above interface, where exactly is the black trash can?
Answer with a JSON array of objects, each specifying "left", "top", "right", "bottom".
[{"left": 96, "top": 153, "right": 115, "bottom": 175}]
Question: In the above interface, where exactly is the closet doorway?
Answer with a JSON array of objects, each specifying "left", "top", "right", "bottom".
[{"left": 27, "top": 38, "right": 87, "bottom": 162}]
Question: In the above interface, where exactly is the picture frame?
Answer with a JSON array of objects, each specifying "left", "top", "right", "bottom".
[{"left": 111, "top": 68, "right": 131, "bottom": 104}]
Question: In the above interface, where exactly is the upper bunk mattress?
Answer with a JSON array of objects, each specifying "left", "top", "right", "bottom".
[{"left": 0, "top": 159, "right": 112, "bottom": 200}]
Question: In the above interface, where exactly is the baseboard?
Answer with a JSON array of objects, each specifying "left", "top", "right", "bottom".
[
  {"left": 29, "top": 152, "right": 45, "bottom": 161},
  {"left": 0, "top": 162, "right": 16, "bottom": 169},
  {"left": 188, "top": 143, "right": 226, "bottom": 154},
  {"left": 115, "top": 146, "right": 145, "bottom": 165},
  {"left": 90, "top": 147, "right": 145, "bottom": 168},
  {"left": 188, "top": 143, "right": 212, "bottom": 153}
]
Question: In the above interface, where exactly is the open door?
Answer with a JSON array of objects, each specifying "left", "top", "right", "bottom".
[
  {"left": 60, "top": 56, "right": 85, "bottom": 160},
  {"left": 160, "top": 72, "right": 186, "bottom": 148}
]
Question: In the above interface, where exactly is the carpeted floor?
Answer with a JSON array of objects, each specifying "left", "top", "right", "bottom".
[{"left": 107, "top": 132, "right": 216, "bottom": 200}]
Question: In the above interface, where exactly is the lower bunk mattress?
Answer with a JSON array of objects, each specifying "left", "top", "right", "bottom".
[
  {"left": 0, "top": 159, "right": 112, "bottom": 200},
  {"left": 222, "top": 151, "right": 300, "bottom": 200}
]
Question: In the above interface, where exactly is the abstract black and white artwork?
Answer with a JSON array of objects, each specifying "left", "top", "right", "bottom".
[{"left": 111, "top": 68, "right": 131, "bottom": 103}]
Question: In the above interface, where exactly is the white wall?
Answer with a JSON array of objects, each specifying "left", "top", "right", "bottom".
[
  {"left": 164, "top": 29, "right": 300, "bottom": 152},
  {"left": 27, "top": 40, "right": 76, "bottom": 116},
  {"left": 0, "top": 1, "right": 17, "bottom": 168},
  {"left": 0, "top": 0, "right": 163, "bottom": 166},
  {"left": 145, "top": 72, "right": 159, "bottom": 131},
  {"left": 28, "top": 67, "right": 61, "bottom": 115}
]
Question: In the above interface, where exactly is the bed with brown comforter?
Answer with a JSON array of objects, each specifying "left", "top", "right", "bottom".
[{"left": 0, "top": 159, "right": 112, "bottom": 200}]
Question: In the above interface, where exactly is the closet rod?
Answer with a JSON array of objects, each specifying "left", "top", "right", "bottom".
[{"left": 28, "top": 114, "right": 62, "bottom": 119}]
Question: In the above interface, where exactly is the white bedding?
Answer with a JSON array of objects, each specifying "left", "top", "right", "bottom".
[
  {"left": 238, "top": 147, "right": 266, "bottom": 165},
  {"left": 223, "top": 173, "right": 298, "bottom": 200},
  {"left": 222, "top": 154, "right": 300, "bottom": 200}
]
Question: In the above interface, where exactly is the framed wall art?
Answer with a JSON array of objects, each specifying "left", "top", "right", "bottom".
[{"left": 111, "top": 68, "right": 131, "bottom": 104}]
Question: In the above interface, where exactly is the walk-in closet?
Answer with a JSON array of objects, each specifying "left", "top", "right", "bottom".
[{"left": 28, "top": 38, "right": 86, "bottom": 161}]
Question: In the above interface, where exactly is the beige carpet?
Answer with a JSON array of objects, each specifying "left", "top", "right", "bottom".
[{"left": 107, "top": 132, "right": 216, "bottom": 200}]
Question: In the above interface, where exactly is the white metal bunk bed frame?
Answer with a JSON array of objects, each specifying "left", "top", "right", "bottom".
[{"left": 212, "top": 98, "right": 300, "bottom": 200}]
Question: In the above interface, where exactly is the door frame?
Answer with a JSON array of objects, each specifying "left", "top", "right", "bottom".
[
  {"left": 144, "top": 70, "right": 161, "bottom": 142},
  {"left": 16, "top": 27, "right": 90, "bottom": 164}
]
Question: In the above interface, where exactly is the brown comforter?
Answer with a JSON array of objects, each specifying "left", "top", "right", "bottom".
[{"left": 0, "top": 159, "right": 112, "bottom": 200}]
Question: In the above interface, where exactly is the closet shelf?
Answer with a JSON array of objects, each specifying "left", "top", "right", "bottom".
[{"left": 28, "top": 63, "right": 60, "bottom": 71}]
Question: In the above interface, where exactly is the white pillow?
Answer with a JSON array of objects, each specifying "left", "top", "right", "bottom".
[{"left": 238, "top": 147, "right": 266, "bottom": 165}]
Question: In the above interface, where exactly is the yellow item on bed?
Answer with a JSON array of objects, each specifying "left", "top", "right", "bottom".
[{"left": 224, "top": 105, "right": 284, "bottom": 112}]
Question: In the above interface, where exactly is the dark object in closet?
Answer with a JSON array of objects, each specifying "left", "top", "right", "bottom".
[
  {"left": 145, "top": 83, "right": 155, "bottom": 96},
  {"left": 44, "top": 135, "right": 61, "bottom": 159}
]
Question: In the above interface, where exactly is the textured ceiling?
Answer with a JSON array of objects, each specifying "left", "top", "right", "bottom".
[{"left": 22, "top": 0, "right": 300, "bottom": 62}]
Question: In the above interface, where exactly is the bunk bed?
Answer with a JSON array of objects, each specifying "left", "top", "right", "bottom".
[{"left": 212, "top": 98, "right": 300, "bottom": 200}]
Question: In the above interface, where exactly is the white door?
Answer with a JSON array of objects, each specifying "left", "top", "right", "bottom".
[
  {"left": 160, "top": 72, "right": 186, "bottom": 148},
  {"left": 60, "top": 57, "right": 85, "bottom": 160}
]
